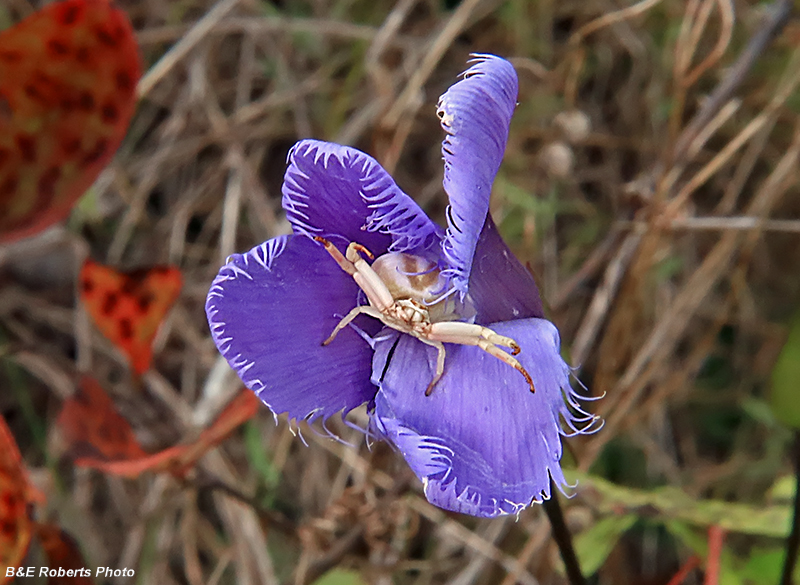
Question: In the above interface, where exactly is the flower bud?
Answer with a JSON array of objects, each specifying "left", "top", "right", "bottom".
[
  {"left": 540, "top": 141, "right": 574, "bottom": 178},
  {"left": 554, "top": 110, "right": 591, "bottom": 143}
]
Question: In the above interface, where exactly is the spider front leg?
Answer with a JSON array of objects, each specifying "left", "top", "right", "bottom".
[
  {"left": 416, "top": 337, "right": 446, "bottom": 396},
  {"left": 321, "top": 305, "right": 383, "bottom": 346},
  {"left": 314, "top": 237, "right": 394, "bottom": 311},
  {"left": 427, "top": 322, "right": 536, "bottom": 393},
  {"left": 316, "top": 237, "right": 405, "bottom": 347}
]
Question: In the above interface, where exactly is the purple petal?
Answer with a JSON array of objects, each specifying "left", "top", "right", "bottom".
[
  {"left": 469, "top": 216, "right": 544, "bottom": 323},
  {"left": 370, "top": 319, "right": 593, "bottom": 517},
  {"left": 206, "top": 235, "right": 379, "bottom": 423},
  {"left": 282, "top": 139, "right": 442, "bottom": 256},
  {"left": 438, "top": 55, "right": 518, "bottom": 296}
]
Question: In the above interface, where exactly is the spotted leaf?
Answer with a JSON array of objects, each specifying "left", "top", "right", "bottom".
[
  {"left": 0, "top": 0, "right": 141, "bottom": 242},
  {"left": 0, "top": 416, "right": 33, "bottom": 583},
  {"left": 79, "top": 260, "right": 183, "bottom": 375}
]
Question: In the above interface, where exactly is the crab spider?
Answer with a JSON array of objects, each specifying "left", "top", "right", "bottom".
[{"left": 314, "top": 237, "right": 536, "bottom": 396}]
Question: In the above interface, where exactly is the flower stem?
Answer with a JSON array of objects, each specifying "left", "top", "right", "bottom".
[
  {"left": 781, "top": 431, "right": 800, "bottom": 585},
  {"left": 543, "top": 481, "right": 585, "bottom": 585}
]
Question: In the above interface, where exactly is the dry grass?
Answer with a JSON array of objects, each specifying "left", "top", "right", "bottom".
[{"left": 2, "top": 0, "right": 800, "bottom": 583}]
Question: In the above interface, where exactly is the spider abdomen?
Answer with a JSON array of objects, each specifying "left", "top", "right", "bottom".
[{"left": 371, "top": 253, "right": 443, "bottom": 304}]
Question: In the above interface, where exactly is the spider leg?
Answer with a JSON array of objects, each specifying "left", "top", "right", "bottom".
[
  {"left": 477, "top": 327, "right": 520, "bottom": 355},
  {"left": 476, "top": 340, "right": 535, "bottom": 394},
  {"left": 315, "top": 237, "right": 395, "bottom": 312},
  {"left": 346, "top": 242, "right": 374, "bottom": 261},
  {"left": 428, "top": 322, "right": 520, "bottom": 355},
  {"left": 349, "top": 256, "right": 394, "bottom": 312},
  {"left": 415, "top": 336, "right": 446, "bottom": 396},
  {"left": 427, "top": 321, "right": 534, "bottom": 393},
  {"left": 322, "top": 305, "right": 384, "bottom": 346},
  {"left": 315, "top": 237, "right": 356, "bottom": 275}
]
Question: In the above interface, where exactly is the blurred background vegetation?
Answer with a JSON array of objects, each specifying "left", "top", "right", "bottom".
[{"left": 2, "top": 0, "right": 800, "bottom": 583}]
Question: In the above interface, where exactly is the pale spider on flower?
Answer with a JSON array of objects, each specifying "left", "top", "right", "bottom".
[
  {"left": 314, "top": 236, "right": 535, "bottom": 396},
  {"left": 207, "top": 55, "right": 598, "bottom": 518}
]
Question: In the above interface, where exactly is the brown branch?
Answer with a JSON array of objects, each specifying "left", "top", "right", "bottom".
[{"left": 669, "top": 0, "right": 793, "bottom": 167}]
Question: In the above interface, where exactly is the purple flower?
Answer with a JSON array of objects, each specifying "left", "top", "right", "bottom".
[{"left": 206, "top": 55, "right": 596, "bottom": 517}]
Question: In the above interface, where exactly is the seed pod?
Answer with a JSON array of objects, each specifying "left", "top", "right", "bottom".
[
  {"left": 539, "top": 141, "right": 575, "bottom": 178},
  {"left": 554, "top": 110, "right": 591, "bottom": 143}
]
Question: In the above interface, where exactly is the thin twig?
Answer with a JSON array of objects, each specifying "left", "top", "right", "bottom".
[
  {"left": 669, "top": 0, "right": 793, "bottom": 167},
  {"left": 550, "top": 229, "right": 621, "bottom": 312},
  {"left": 704, "top": 526, "right": 725, "bottom": 585},
  {"left": 137, "top": 0, "right": 242, "bottom": 99},
  {"left": 569, "top": 0, "right": 664, "bottom": 45},
  {"left": 618, "top": 217, "right": 800, "bottom": 233},
  {"left": 382, "top": 0, "right": 496, "bottom": 128},
  {"left": 571, "top": 232, "right": 641, "bottom": 368},
  {"left": 583, "top": 122, "right": 800, "bottom": 469},
  {"left": 136, "top": 16, "right": 418, "bottom": 51},
  {"left": 189, "top": 470, "right": 297, "bottom": 537},
  {"left": 665, "top": 556, "right": 700, "bottom": 585},
  {"left": 681, "top": 0, "right": 734, "bottom": 88},
  {"left": 666, "top": 48, "right": 800, "bottom": 213}
]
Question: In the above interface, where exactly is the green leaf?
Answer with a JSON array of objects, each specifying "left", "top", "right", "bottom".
[
  {"left": 741, "top": 397, "right": 781, "bottom": 429},
  {"left": 567, "top": 472, "right": 790, "bottom": 537},
  {"left": 771, "top": 310, "right": 800, "bottom": 428},
  {"left": 243, "top": 421, "right": 281, "bottom": 505},
  {"left": 740, "top": 548, "right": 784, "bottom": 585},
  {"left": 574, "top": 514, "right": 637, "bottom": 575},
  {"left": 68, "top": 185, "right": 102, "bottom": 226},
  {"left": 664, "top": 520, "right": 707, "bottom": 555},
  {"left": 767, "top": 474, "right": 796, "bottom": 503},
  {"left": 310, "top": 569, "right": 366, "bottom": 585}
]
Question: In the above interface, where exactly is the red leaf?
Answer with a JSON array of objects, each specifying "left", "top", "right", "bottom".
[
  {"left": 57, "top": 375, "right": 147, "bottom": 462},
  {"left": 0, "top": 0, "right": 141, "bottom": 242},
  {"left": 160, "top": 389, "right": 260, "bottom": 477},
  {"left": 84, "top": 390, "right": 259, "bottom": 478},
  {"left": 0, "top": 416, "right": 33, "bottom": 583},
  {"left": 79, "top": 260, "right": 183, "bottom": 375},
  {"left": 58, "top": 380, "right": 258, "bottom": 479},
  {"left": 35, "top": 523, "right": 93, "bottom": 584}
]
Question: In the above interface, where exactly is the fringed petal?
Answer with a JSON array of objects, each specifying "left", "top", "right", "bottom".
[
  {"left": 282, "top": 139, "right": 441, "bottom": 257},
  {"left": 370, "top": 319, "right": 594, "bottom": 517},
  {"left": 437, "top": 55, "right": 518, "bottom": 296},
  {"left": 206, "top": 235, "right": 379, "bottom": 424}
]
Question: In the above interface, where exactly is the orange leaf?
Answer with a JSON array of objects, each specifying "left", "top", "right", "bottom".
[
  {"left": 82, "top": 390, "right": 259, "bottom": 478},
  {"left": 58, "top": 381, "right": 258, "bottom": 479},
  {"left": 0, "top": 0, "right": 141, "bottom": 242},
  {"left": 0, "top": 416, "right": 33, "bottom": 583},
  {"left": 167, "top": 390, "right": 259, "bottom": 477},
  {"left": 77, "top": 444, "right": 187, "bottom": 479},
  {"left": 79, "top": 260, "right": 183, "bottom": 375},
  {"left": 57, "top": 375, "right": 146, "bottom": 462},
  {"left": 35, "top": 523, "right": 93, "bottom": 584}
]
